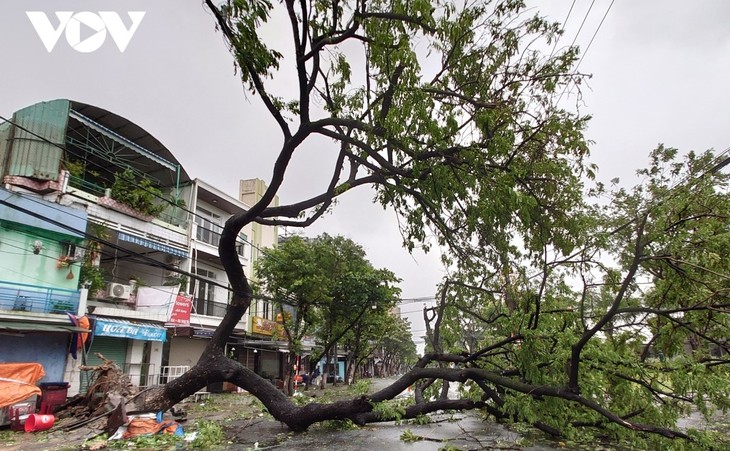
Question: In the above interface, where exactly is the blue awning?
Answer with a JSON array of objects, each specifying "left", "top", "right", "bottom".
[
  {"left": 94, "top": 318, "right": 167, "bottom": 342},
  {"left": 118, "top": 232, "right": 187, "bottom": 258}
]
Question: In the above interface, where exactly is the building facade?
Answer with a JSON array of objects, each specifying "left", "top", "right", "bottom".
[{"left": 0, "top": 99, "right": 280, "bottom": 394}]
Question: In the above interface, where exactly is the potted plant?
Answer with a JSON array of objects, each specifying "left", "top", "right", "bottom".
[
  {"left": 56, "top": 255, "right": 74, "bottom": 269},
  {"left": 100, "top": 168, "right": 166, "bottom": 220},
  {"left": 163, "top": 274, "right": 188, "bottom": 291},
  {"left": 79, "top": 262, "right": 106, "bottom": 294}
]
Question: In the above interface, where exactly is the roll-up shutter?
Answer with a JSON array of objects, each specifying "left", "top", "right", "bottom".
[
  {"left": 259, "top": 350, "right": 280, "bottom": 379},
  {"left": 81, "top": 336, "right": 128, "bottom": 392}
]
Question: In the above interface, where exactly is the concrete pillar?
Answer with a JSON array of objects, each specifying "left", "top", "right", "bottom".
[
  {"left": 149, "top": 340, "right": 164, "bottom": 385},
  {"left": 126, "top": 340, "right": 145, "bottom": 386},
  {"left": 63, "top": 355, "right": 81, "bottom": 397}
]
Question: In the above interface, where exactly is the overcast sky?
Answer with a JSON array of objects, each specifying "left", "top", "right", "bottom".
[{"left": 2, "top": 1, "right": 729, "bottom": 351}]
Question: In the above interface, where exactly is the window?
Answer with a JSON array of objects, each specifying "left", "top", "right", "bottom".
[
  {"left": 195, "top": 207, "right": 221, "bottom": 247},
  {"left": 60, "top": 242, "right": 79, "bottom": 259},
  {"left": 250, "top": 299, "right": 272, "bottom": 320},
  {"left": 235, "top": 233, "right": 248, "bottom": 258},
  {"left": 191, "top": 268, "right": 225, "bottom": 317}
]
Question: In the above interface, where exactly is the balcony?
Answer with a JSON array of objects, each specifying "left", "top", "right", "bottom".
[
  {"left": 0, "top": 280, "right": 81, "bottom": 315},
  {"left": 196, "top": 226, "right": 221, "bottom": 248},
  {"left": 194, "top": 225, "right": 247, "bottom": 259},
  {"left": 194, "top": 298, "right": 228, "bottom": 318}
]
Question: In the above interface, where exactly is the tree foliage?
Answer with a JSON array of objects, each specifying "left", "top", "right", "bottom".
[
  {"left": 255, "top": 234, "right": 403, "bottom": 392},
  {"left": 132, "top": 1, "right": 730, "bottom": 447}
]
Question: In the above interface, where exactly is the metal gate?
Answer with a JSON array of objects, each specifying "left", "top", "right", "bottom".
[{"left": 81, "top": 336, "right": 128, "bottom": 393}]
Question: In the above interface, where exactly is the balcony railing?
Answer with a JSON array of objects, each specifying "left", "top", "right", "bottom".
[
  {"left": 67, "top": 174, "right": 106, "bottom": 197},
  {"left": 68, "top": 175, "right": 187, "bottom": 228},
  {"left": 193, "top": 298, "right": 228, "bottom": 318},
  {"left": 196, "top": 226, "right": 221, "bottom": 247},
  {"left": 0, "top": 280, "right": 81, "bottom": 315},
  {"left": 195, "top": 227, "right": 247, "bottom": 259}
]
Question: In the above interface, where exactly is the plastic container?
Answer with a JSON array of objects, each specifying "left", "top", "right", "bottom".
[
  {"left": 24, "top": 414, "right": 55, "bottom": 432},
  {"left": 39, "top": 382, "right": 69, "bottom": 415}
]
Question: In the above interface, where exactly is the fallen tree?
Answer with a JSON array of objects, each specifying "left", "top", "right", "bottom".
[{"left": 132, "top": 1, "right": 730, "bottom": 448}]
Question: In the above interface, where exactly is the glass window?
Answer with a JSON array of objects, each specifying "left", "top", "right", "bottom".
[{"left": 195, "top": 207, "right": 221, "bottom": 247}]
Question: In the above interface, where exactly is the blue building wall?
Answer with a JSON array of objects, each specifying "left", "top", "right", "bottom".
[
  {"left": 0, "top": 333, "right": 68, "bottom": 382},
  {"left": 0, "top": 187, "right": 86, "bottom": 239}
]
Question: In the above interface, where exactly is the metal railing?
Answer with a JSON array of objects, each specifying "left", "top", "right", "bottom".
[
  {"left": 83, "top": 364, "right": 193, "bottom": 393},
  {"left": 159, "top": 365, "right": 190, "bottom": 384},
  {"left": 81, "top": 362, "right": 156, "bottom": 392},
  {"left": 196, "top": 226, "right": 221, "bottom": 247},
  {"left": 67, "top": 174, "right": 107, "bottom": 197},
  {"left": 193, "top": 298, "right": 228, "bottom": 317},
  {"left": 194, "top": 226, "right": 247, "bottom": 258},
  {"left": 0, "top": 280, "right": 80, "bottom": 315}
]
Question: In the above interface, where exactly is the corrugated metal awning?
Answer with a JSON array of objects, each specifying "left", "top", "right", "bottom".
[
  {"left": 69, "top": 109, "right": 177, "bottom": 171},
  {"left": 0, "top": 320, "right": 89, "bottom": 334},
  {"left": 118, "top": 232, "right": 187, "bottom": 258}
]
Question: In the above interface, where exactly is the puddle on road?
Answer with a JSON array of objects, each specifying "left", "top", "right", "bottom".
[{"left": 224, "top": 412, "right": 557, "bottom": 450}]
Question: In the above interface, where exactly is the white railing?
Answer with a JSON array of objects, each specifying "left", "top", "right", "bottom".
[{"left": 159, "top": 365, "right": 190, "bottom": 384}]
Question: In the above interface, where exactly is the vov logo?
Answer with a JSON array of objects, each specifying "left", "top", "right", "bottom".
[{"left": 26, "top": 11, "right": 146, "bottom": 53}]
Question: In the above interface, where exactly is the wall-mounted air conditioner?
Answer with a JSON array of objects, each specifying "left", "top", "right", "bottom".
[{"left": 107, "top": 282, "right": 132, "bottom": 300}]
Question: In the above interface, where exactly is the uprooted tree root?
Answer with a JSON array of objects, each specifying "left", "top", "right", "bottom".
[{"left": 57, "top": 353, "right": 136, "bottom": 423}]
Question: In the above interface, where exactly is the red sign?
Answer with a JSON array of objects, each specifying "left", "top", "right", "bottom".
[{"left": 168, "top": 295, "right": 192, "bottom": 326}]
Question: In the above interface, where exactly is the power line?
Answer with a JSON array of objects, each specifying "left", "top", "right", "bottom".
[
  {"left": 398, "top": 296, "right": 436, "bottom": 304},
  {"left": 548, "top": 0, "right": 579, "bottom": 61},
  {"left": 0, "top": 114, "right": 272, "bottom": 258},
  {"left": 0, "top": 191, "right": 344, "bottom": 308},
  {"left": 557, "top": 0, "right": 616, "bottom": 105},
  {"left": 0, "top": 194, "right": 231, "bottom": 292},
  {"left": 567, "top": 0, "right": 597, "bottom": 50},
  {"left": 0, "top": 213, "right": 292, "bottom": 308},
  {"left": 0, "top": 113, "right": 302, "bottom": 302},
  {"left": 572, "top": 0, "right": 616, "bottom": 72},
  {"left": 4, "top": 188, "right": 403, "bottom": 310}
]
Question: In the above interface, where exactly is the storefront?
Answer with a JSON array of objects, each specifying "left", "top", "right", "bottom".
[
  {"left": 77, "top": 317, "right": 167, "bottom": 393},
  {"left": 0, "top": 320, "right": 88, "bottom": 383}
]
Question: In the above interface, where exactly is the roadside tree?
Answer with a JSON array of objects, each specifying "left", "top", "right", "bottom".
[
  {"left": 255, "top": 234, "right": 401, "bottom": 393},
  {"left": 134, "top": 0, "right": 730, "bottom": 447}
]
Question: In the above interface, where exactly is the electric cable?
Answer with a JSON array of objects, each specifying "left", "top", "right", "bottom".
[
  {"left": 556, "top": 0, "right": 616, "bottom": 105},
  {"left": 0, "top": 193, "right": 310, "bottom": 307},
  {"left": 0, "top": 114, "right": 273, "bottom": 258}
]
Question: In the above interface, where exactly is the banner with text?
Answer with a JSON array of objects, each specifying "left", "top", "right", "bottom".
[{"left": 168, "top": 295, "right": 193, "bottom": 326}]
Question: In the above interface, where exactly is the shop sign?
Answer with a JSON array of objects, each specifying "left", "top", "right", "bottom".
[
  {"left": 94, "top": 319, "right": 166, "bottom": 342},
  {"left": 168, "top": 295, "right": 193, "bottom": 326},
  {"left": 251, "top": 316, "right": 282, "bottom": 336}
]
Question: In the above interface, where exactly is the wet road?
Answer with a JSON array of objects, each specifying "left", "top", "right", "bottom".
[
  {"left": 227, "top": 412, "right": 554, "bottom": 450},
  {"left": 226, "top": 377, "right": 556, "bottom": 450}
]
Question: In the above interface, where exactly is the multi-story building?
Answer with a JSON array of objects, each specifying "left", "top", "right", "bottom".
[
  {"left": 0, "top": 99, "right": 280, "bottom": 394},
  {"left": 0, "top": 186, "right": 89, "bottom": 383}
]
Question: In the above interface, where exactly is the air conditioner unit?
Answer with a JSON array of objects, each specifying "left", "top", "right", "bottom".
[{"left": 107, "top": 282, "right": 132, "bottom": 300}]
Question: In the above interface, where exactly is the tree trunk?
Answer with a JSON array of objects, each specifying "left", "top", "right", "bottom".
[{"left": 284, "top": 352, "right": 295, "bottom": 395}]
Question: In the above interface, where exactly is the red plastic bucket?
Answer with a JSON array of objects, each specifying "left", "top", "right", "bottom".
[{"left": 24, "top": 414, "right": 55, "bottom": 432}]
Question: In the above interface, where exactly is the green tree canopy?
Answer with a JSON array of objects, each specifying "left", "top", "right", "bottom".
[
  {"left": 133, "top": 1, "right": 730, "bottom": 447},
  {"left": 255, "top": 233, "right": 403, "bottom": 390}
]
